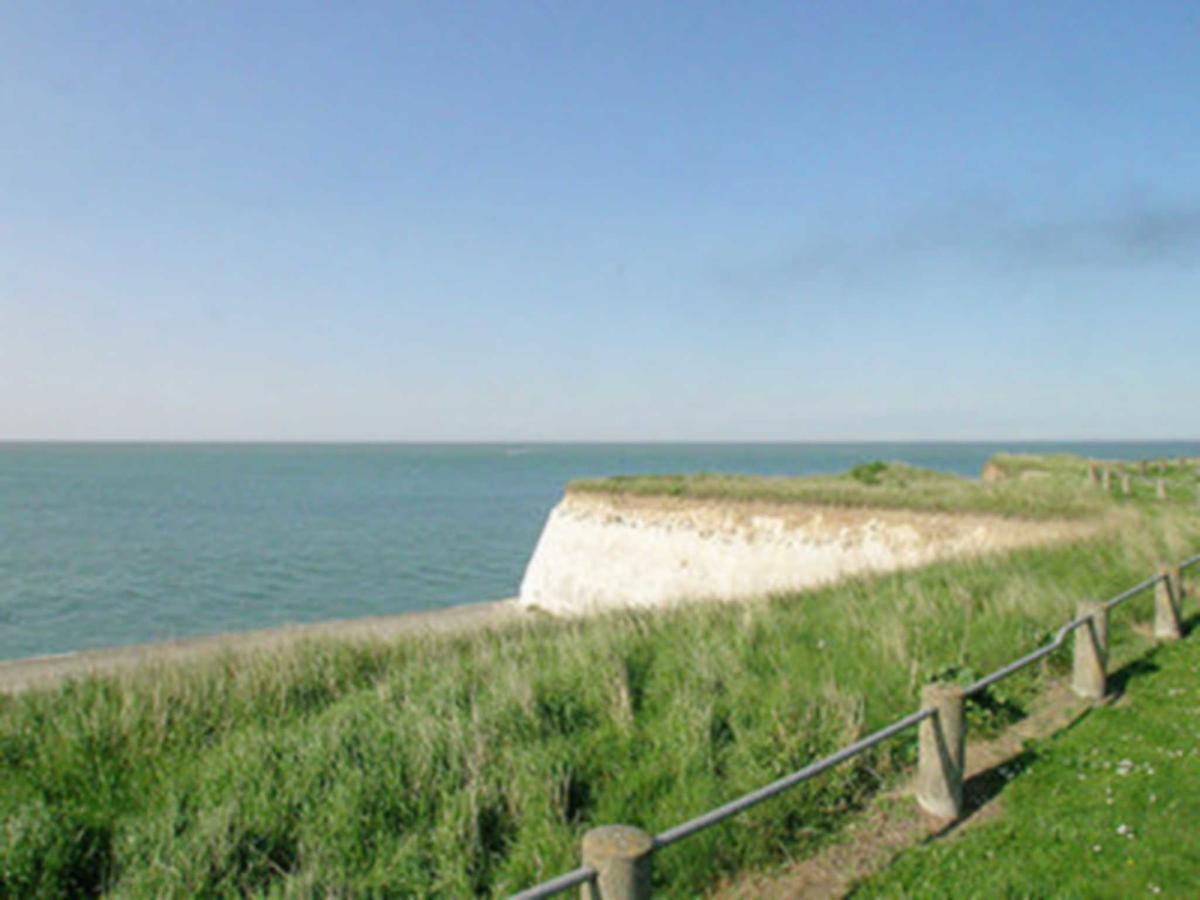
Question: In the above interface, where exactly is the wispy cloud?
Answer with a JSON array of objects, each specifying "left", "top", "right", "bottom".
[
  {"left": 996, "top": 206, "right": 1200, "bottom": 267},
  {"left": 717, "top": 197, "right": 1200, "bottom": 291}
]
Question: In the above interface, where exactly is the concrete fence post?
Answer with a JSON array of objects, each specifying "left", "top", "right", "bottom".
[
  {"left": 1157, "top": 479, "right": 1168, "bottom": 501},
  {"left": 1155, "top": 567, "right": 1183, "bottom": 641},
  {"left": 1072, "top": 600, "right": 1108, "bottom": 700},
  {"left": 1139, "top": 460, "right": 1149, "bottom": 475},
  {"left": 1101, "top": 469, "right": 1112, "bottom": 492},
  {"left": 1120, "top": 473, "right": 1131, "bottom": 497},
  {"left": 1088, "top": 463, "right": 1100, "bottom": 486},
  {"left": 916, "top": 683, "right": 965, "bottom": 819},
  {"left": 581, "top": 826, "right": 653, "bottom": 900}
]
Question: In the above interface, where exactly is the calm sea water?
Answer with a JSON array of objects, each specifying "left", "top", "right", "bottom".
[{"left": 2, "top": 442, "right": 1197, "bottom": 661}]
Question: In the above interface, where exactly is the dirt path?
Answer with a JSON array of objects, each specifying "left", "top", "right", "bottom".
[
  {"left": 711, "top": 682, "right": 1091, "bottom": 899},
  {"left": 0, "top": 599, "right": 520, "bottom": 694}
]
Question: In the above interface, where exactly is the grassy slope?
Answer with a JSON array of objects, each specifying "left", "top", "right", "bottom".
[
  {"left": 1, "top": 456, "right": 1198, "bottom": 897},
  {"left": 572, "top": 454, "right": 1200, "bottom": 520},
  {"left": 856, "top": 635, "right": 1200, "bottom": 898}
]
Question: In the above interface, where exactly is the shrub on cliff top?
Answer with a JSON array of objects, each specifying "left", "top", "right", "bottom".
[{"left": 849, "top": 460, "right": 889, "bottom": 485}]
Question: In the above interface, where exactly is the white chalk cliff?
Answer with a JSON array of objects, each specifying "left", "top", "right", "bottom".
[{"left": 518, "top": 491, "right": 1082, "bottom": 615}]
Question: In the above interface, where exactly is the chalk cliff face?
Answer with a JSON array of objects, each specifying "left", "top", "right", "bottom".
[{"left": 518, "top": 491, "right": 1083, "bottom": 615}]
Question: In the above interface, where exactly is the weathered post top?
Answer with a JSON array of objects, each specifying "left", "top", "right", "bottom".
[{"left": 581, "top": 825, "right": 654, "bottom": 900}]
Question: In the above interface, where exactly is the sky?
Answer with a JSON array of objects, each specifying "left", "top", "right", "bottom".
[{"left": 2, "top": 1, "right": 1198, "bottom": 441}]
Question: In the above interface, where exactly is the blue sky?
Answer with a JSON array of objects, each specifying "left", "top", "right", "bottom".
[{"left": 2, "top": 1, "right": 1198, "bottom": 440}]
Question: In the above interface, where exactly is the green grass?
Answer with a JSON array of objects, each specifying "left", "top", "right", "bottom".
[
  {"left": 572, "top": 453, "right": 1200, "bottom": 519},
  {"left": 856, "top": 634, "right": 1200, "bottom": 898},
  {"left": 570, "top": 455, "right": 1110, "bottom": 520},
  {"left": 1, "top": 457, "right": 1198, "bottom": 897}
]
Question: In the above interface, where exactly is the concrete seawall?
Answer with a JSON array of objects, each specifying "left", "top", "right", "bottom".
[{"left": 519, "top": 491, "right": 1089, "bottom": 615}]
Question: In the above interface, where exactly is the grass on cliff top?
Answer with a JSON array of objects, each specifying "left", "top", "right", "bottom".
[
  {"left": 857, "top": 635, "right": 1200, "bottom": 898},
  {"left": 569, "top": 454, "right": 1200, "bottom": 521},
  {"left": 2, "top": 502, "right": 1198, "bottom": 896}
]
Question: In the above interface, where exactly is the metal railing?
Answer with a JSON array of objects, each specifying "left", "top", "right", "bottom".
[{"left": 512, "top": 554, "right": 1198, "bottom": 899}]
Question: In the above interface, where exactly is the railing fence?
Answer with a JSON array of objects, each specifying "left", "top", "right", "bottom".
[{"left": 511, "top": 552, "right": 1200, "bottom": 900}]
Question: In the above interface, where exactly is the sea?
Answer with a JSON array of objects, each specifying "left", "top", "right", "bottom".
[{"left": 2, "top": 441, "right": 1197, "bottom": 662}]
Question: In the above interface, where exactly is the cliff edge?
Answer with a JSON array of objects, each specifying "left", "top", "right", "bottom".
[{"left": 518, "top": 488, "right": 1090, "bottom": 616}]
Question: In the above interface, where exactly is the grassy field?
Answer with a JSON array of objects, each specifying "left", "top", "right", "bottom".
[
  {"left": 570, "top": 454, "right": 1200, "bottom": 520},
  {"left": 1, "top": 456, "right": 1198, "bottom": 896},
  {"left": 857, "top": 635, "right": 1200, "bottom": 898}
]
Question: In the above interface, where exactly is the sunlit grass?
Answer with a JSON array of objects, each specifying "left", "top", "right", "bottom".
[
  {"left": 857, "top": 636, "right": 1200, "bottom": 897},
  {"left": 572, "top": 458, "right": 1084, "bottom": 519},
  {"left": 572, "top": 454, "right": 1200, "bottom": 520}
]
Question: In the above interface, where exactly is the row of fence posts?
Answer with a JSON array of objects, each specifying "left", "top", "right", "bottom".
[
  {"left": 1088, "top": 461, "right": 1185, "bottom": 500},
  {"left": 540, "top": 563, "right": 1189, "bottom": 900}
]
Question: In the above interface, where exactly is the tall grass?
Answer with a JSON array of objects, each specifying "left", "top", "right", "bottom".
[{"left": 2, "top": 464, "right": 1198, "bottom": 896}]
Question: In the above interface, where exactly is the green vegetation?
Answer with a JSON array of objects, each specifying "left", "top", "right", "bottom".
[
  {"left": 857, "top": 636, "right": 1200, "bottom": 898},
  {"left": 849, "top": 460, "right": 890, "bottom": 485},
  {"left": 573, "top": 454, "right": 1200, "bottom": 519},
  {"left": 572, "top": 455, "right": 1123, "bottom": 520},
  {"left": 1, "top": 456, "right": 1198, "bottom": 896}
]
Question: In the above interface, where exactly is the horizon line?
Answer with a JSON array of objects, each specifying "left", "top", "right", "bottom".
[{"left": 2, "top": 438, "right": 1199, "bottom": 446}]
